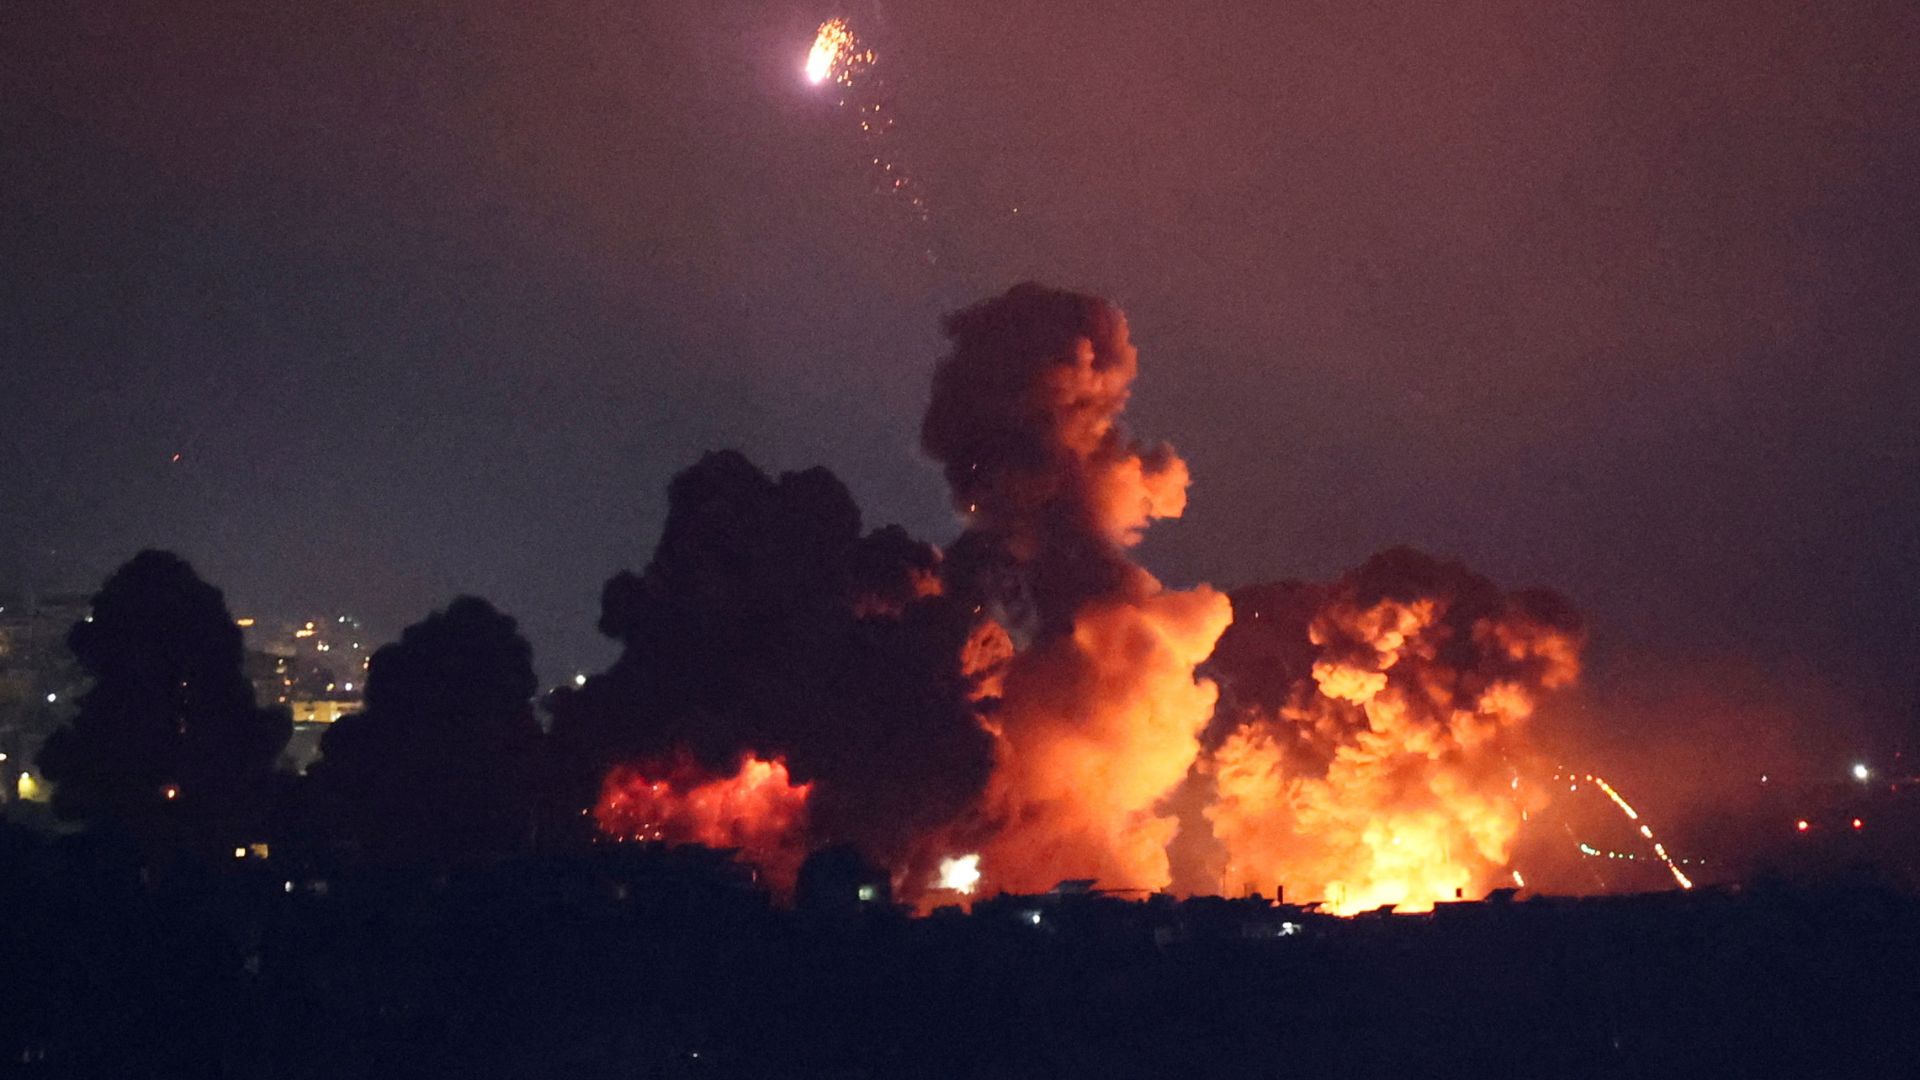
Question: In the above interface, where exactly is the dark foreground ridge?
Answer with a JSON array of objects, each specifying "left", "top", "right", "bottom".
[{"left": 2, "top": 831, "right": 1914, "bottom": 1080}]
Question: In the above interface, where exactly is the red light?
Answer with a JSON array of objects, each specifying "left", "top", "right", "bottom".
[
  {"left": 1795, "top": 819, "right": 1810, "bottom": 832},
  {"left": 1852, "top": 818, "right": 1864, "bottom": 830}
]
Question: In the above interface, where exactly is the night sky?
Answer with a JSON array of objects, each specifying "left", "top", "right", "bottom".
[{"left": 5, "top": 2, "right": 1916, "bottom": 775}]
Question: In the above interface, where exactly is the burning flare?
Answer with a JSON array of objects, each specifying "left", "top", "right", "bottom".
[
  {"left": 595, "top": 754, "right": 813, "bottom": 890},
  {"left": 802, "top": 16, "right": 926, "bottom": 223},
  {"left": 805, "top": 18, "right": 865, "bottom": 86}
]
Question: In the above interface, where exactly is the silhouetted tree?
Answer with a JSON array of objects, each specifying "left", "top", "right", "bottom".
[
  {"left": 36, "top": 551, "right": 289, "bottom": 849},
  {"left": 309, "top": 597, "right": 541, "bottom": 864}
]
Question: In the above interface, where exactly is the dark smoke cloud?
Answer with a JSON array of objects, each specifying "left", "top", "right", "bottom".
[
  {"left": 922, "top": 282, "right": 1194, "bottom": 636},
  {"left": 548, "top": 450, "right": 993, "bottom": 868},
  {"left": 1203, "top": 547, "right": 1585, "bottom": 759}
]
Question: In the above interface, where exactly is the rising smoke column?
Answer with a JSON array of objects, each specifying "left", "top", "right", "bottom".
[
  {"left": 1200, "top": 548, "right": 1583, "bottom": 913},
  {"left": 922, "top": 283, "right": 1232, "bottom": 894}
]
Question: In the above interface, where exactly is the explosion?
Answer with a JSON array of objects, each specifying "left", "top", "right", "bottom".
[
  {"left": 1199, "top": 551, "right": 1583, "bottom": 913},
  {"left": 569, "top": 284, "right": 1616, "bottom": 915},
  {"left": 923, "top": 284, "right": 1233, "bottom": 894},
  {"left": 594, "top": 754, "right": 813, "bottom": 891},
  {"left": 937, "top": 853, "right": 982, "bottom": 895}
]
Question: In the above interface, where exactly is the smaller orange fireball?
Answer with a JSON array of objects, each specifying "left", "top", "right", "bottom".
[{"left": 595, "top": 753, "right": 812, "bottom": 890}]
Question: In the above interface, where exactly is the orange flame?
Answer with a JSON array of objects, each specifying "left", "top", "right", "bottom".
[
  {"left": 1207, "top": 584, "right": 1578, "bottom": 915},
  {"left": 594, "top": 754, "right": 812, "bottom": 891},
  {"left": 975, "top": 589, "right": 1232, "bottom": 894}
]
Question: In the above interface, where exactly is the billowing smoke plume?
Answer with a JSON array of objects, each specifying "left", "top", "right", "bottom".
[
  {"left": 922, "top": 284, "right": 1233, "bottom": 893},
  {"left": 547, "top": 451, "right": 994, "bottom": 871},
  {"left": 1196, "top": 548, "right": 1584, "bottom": 912},
  {"left": 559, "top": 284, "right": 1588, "bottom": 912}
]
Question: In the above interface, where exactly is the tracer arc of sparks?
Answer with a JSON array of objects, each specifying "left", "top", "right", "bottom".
[{"left": 1555, "top": 771, "right": 1694, "bottom": 891}]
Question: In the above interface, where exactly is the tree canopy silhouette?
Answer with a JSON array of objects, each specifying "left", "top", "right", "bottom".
[
  {"left": 310, "top": 596, "right": 541, "bottom": 863},
  {"left": 36, "top": 550, "right": 289, "bottom": 848}
]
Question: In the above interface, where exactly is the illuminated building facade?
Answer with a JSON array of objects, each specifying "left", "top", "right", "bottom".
[{"left": 239, "top": 614, "right": 373, "bottom": 775}]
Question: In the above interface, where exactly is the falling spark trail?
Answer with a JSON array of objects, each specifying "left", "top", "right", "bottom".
[
  {"left": 1566, "top": 772, "right": 1693, "bottom": 890},
  {"left": 803, "top": 17, "right": 930, "bottom": 228}
]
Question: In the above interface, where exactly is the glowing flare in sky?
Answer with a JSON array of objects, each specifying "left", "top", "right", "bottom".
[
  {"left": 800, "top": 16, "right": 927, "bottom": 224},
  {"left": 805, "top": 18, "right": 863, "bottom": 87}
]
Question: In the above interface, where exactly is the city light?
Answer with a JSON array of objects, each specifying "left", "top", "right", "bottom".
[
  {"left": 1852, "top": 818, "right": 1864, "bottom": 830},
  {"left": 1852, "top": 763, "right": 1871, "bottom": 782},
  {"left": 45, "top": 692, "right": 56, "bottom": 703},
  {"left": 1795, "top": 819, "right": 1810, "bottom": 832}
]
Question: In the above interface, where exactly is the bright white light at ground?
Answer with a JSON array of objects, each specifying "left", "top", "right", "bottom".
[
  {"left": 1852, "top": 763, "right": 1870, "bottom": 781},
  {"left": 574, "top": 673, "right": 588, "bottom": 687},
  {"left": 45, "top": 693, "right": 56, "bottom": 703},
  {"left": 937, "top": 853, "right": 982, "bottom": 894}
]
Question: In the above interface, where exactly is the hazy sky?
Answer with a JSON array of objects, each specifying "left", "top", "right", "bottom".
[{"left": 4, "top": 1, "right": 1915, "bottom": 758}]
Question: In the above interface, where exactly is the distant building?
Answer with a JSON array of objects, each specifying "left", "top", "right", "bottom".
[
  {"left": 0, "top": 592, "right": 92, "bottom": 805},
  {"left": 238, "top": 614, "right": 374, "bottom": 775}
]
